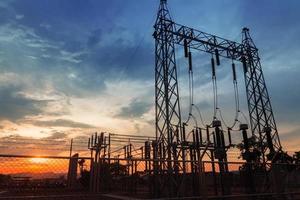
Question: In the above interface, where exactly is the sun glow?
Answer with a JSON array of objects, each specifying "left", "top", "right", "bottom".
[{"left": 30, "top": 157, "right": 49, "bottom": 164}]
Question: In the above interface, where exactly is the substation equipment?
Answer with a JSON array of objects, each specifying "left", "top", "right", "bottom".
[{"left": 86, "top": 0, "right": 299, "bottom": 198}]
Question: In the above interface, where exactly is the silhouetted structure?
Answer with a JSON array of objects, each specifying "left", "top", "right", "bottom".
[{"left": 0, "top": 0, "right": 299, "bottom": 199}]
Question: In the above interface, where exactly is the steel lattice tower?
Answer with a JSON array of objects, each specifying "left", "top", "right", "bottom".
[
  {"left": 154, "top": 0, "right": 282, "bottom": 185},
  {"left": 242, "top": 28, "right": 281, "bottom": 160},
  {"left": 154, "top": 0, "right": 182, "bottom": 158},
  {"left": 153, "top": 0, "right": 184, "bottom": 196}
]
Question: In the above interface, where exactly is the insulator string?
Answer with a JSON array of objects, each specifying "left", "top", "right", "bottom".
[
  {"left": 212, "top": 69, "right": 218, "bottom": 121},
  {"left": 184, "top": 49, "right": 194, "bottom": 124},
  {"left": 184, "top": 70, "right": 192, "bottom": 124}
]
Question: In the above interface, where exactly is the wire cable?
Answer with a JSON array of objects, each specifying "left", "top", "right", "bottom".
[
  {"left": 191, "top": 55, "right": 216, "bottom": 128},
  {"left": 190, "top": 114, "right": 198, "bottom": 129},
  {"left": 216, "top": 60, "right": 249, "bottom": 129},
  {"left": 192, "top": 104, "right": 206, "bottom": 128}
]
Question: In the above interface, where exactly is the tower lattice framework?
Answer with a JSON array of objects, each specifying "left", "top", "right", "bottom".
[
  {"left": 154, "top": 0, "right": 182, "bottom": 161},
  {"left": 242, "top": 28, "right": 281, "bottom": 160}
]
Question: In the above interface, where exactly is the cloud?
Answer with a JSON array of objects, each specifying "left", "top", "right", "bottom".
[
  {"left": 29, "top": 119, "right": 95, "bottom": 129},
  {"left": 59, "top": 50, "right": 84, "bottom": 64},
  {"left": 116, "top": 99, "right": 152, "bottom": 119},
  {"left": 0, "top": 72, "right": 75, "bottom": 124},
  {"left": 0, "top": 0, "right": 154, "bottom": 100},
  {"left": 80, "top": 25, "right": 154, "bottom": 81},
  {"left": 0, "top": 22, "right": 106, "bottom": 98},
  {"left": 44, "top": 131, "right": 68, "bottom": 140},
  {"left": 15, "top": 14, "right": 24, "bottom": 20},
  {"left": 0, "top": 85, "right": 49, "bottom": 122},
  {"left": 0, "top": 130, "right": 96, "bottom": 158},
  {"left": 39, "top": 23, "right": 51, "bottom": 29}
]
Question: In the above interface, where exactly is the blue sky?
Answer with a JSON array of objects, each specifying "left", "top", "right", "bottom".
[{"left": 0, "top": 0, "right": 299, "bottom": 153}]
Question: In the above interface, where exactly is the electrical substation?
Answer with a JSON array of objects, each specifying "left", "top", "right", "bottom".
[
  {"left": 82, "top": 0, "right": 300, "bottom": 199},
  {"left": 1, "top": 0, "right": 300, "bottom": 199}
]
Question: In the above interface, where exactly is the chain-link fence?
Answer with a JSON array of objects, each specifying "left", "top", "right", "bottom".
[
  {"left": 0, "top": 154, "right": 91, "bottom": 197},
  {"left": 0, "top": 154, "right": 300, "bottom": 199}
]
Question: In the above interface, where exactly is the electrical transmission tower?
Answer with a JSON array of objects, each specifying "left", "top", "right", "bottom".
[
  {"left": 154, "top": 0, "right": 182, "bottom": 165},
  {"left": 242, "top": 28, "right": 281, "bottom": 161},
  {"left": 153, "top": 0, "right": 186, "bottom": 196},
  {"left": 154, "top": 0, "right": 281, "bottom": 167}
]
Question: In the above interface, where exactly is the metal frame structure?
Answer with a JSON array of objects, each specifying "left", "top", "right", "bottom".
[
  {"left": 154, "top": 0, "right": 281, "bottom": 165},
  {"left": 242, "top": 28, "right": 281, "bottom": 160},
  {"left": 154, "top": 1, "right": 185, "bottom": 197}
]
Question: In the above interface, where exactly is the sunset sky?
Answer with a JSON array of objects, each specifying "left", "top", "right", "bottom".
[{"left": 0, "top": 0, "right": 299, "bottom": 153}]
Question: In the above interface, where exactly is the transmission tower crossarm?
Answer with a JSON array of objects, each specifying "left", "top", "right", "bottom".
[{"left": 154, "top": 19, "right": 256, "bottom": 60}]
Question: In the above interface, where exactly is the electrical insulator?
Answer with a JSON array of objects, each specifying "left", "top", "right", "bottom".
[
  {"left": 232, "top": 63, "right": 237, "bottom": 81},
  {"left": 192, "top": 129, "right": 196, "bottom": 144},
  {"left": 144, "top": 141, "right": 150, "bottom": 158},
  {"left": 188, "top": 52, "right": 192, "bottom": 71},
  {"left": 206, "top": 125, "right": 210, "bottom": 143},
  {"left": 220, "top": 130, "right": 225, "bottom": 148},
  {"left": 212, "top": 120, "right": 221, "bottom": 127},
  {"left": 240, "top": 124, "right": 249, "bottom": 130},
  {"left": 240, "top": 124, "right": 249, "bottom": 151},
  {"left": 227, "top": 128, "right": 232, "bottom": 146},
  {"left": 199, "top": 128, "right": 203, "bottom": 145},
  {"left": 215, "top": 49, "right": 220, "bottom": 66},
  {"left": 195, "top": 128, "right": 200, "bottom": 147},
  {"left": 152, "top": 140, "right": 157, "bottom": 148},
  {"left": 182, "top": 123, "right": 186, "bottom": 142},
  {"left": 213, "top": 132, "right": 216, "bottom": 147},
  {"left": 184, "top": 39, "right": 188, "bottom": 58},
  {"left": 211, "top": 57, "right": 216, "bottom": 77}
]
